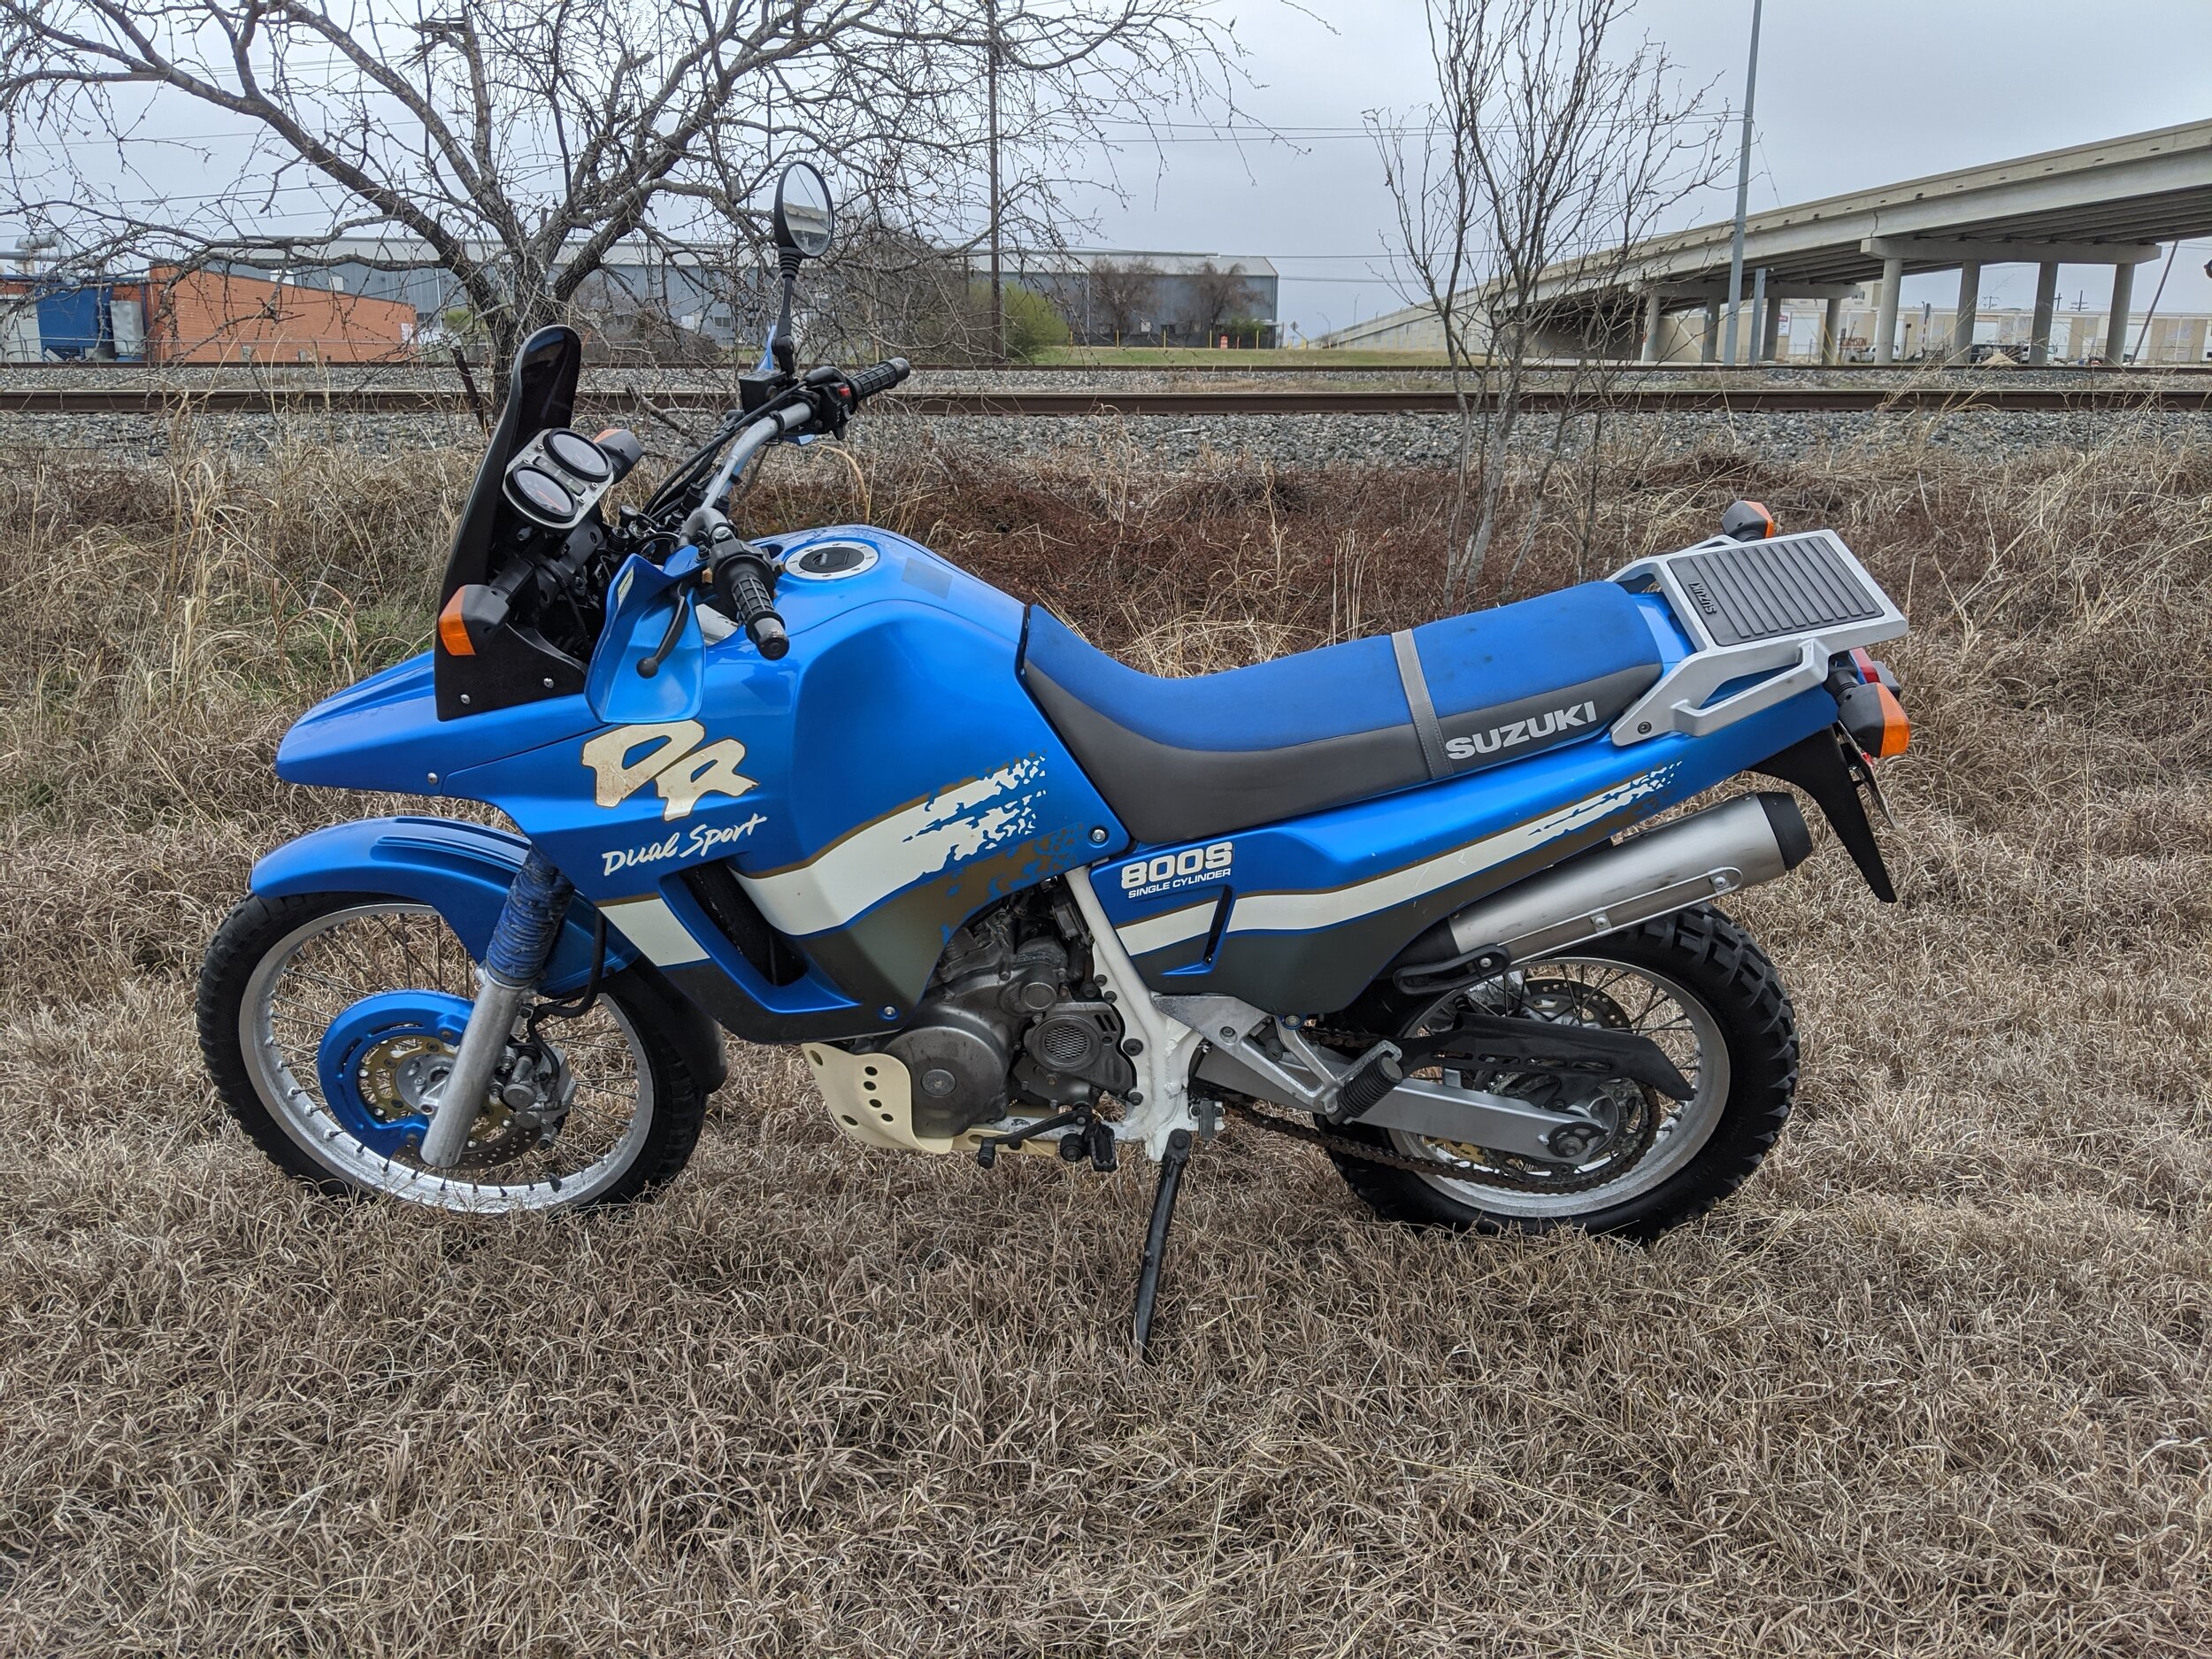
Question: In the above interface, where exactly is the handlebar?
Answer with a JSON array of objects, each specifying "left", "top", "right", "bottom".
[{"left": 643, "top": 358, "right": 910, "bottom": 664}]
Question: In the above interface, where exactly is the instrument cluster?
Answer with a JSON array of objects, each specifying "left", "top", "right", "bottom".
[{"left": 502, "top": 426, "right": 641, "bottom": 531}]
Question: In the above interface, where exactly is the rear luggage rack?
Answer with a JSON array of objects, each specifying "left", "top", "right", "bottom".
[{"left": 1609, "top": 529, "right": 1906, "bottom": 744}]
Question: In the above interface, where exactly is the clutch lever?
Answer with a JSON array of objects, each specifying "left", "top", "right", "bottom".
[{"left": 636, "top": 584, "right": 695, "bottom": 680}]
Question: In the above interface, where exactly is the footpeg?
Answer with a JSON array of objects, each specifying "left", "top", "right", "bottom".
[
  {"left": 1332, "top": 1041, "right": 1404, "bottom": 1121},
  {"left": 1046, "top": 1116, "right": 1118, "bottom": 1170}
]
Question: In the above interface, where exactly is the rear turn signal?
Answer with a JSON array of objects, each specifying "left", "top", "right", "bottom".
[
  {"left": 1721, "top": 499, "right": 1777, "bottom": 541},
  {"left": 1839, "top": 678, "right": 1910, "bottom": 759},
  {"left": 1870, "top": 683, "right": 1910, "bottom": 757}
]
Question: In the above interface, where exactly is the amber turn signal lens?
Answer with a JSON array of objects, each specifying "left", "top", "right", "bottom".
[
  {"left": 437, "top": 589, "right": 476, "bottom": 657},
  {"left": 1871, "top": 683, "right": 1909, "bottom": 758}
]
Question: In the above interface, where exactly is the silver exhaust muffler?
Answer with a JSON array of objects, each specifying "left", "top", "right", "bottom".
[{"left": 1401, "top": 791, "right": 1811, "bottom": 979}]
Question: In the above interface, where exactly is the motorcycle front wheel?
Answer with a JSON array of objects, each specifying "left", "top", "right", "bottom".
[
  {"left": 1325, "top": 905, "right": 1798, "bottom": 1241},
  {"left": 197, "top": 890, "right": 710, "bottom": 1212}
]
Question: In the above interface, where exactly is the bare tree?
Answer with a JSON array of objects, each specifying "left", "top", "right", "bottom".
[
  {"left": 1185, "top": 257, "right": 1253, "bottom": 344},
  {"left": 0, "top": 0, "right": 1232, "bottom": 388},
  {"left": 1086, "top": 255, "right": 1158, "bottom": 343},
  {"left": 1371, "top": 0, "right": 1721, "bottom": 598}
]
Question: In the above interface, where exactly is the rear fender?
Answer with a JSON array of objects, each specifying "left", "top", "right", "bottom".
[
  {"left": 1751, "top": 726, "right": 1896, "bottom": 901},
  {"left": 249, "top": 816, "right": 728, "bottom": 1090}
]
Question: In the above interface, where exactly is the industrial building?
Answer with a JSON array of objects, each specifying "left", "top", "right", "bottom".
[
  {"left": 997, "top": 252, "right": 1280, "bottom": 347},
  {"left": 1, "top": 265, "right": 418, "bottom": 363},
  {"left": 9, "top": 241, "right": 1282, "bottom": 357}
]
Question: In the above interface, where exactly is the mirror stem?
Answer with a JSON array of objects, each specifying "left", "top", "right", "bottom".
[{"left": 772, "top": 248, "right": 802, "bottom": 375}]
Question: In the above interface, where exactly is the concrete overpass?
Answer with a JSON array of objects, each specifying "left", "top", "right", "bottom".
[{"left": 1327, "top": 119, "right": 2212, "bottom": 365}]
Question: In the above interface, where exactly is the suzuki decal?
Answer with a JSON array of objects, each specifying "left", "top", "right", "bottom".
[
  {"left": 1118, "top": 839, "right": 1233, "bottom": 899},
  {"left": 583, "top": 720, "right": 757, "bottom": 821},
  {"left": 1444, "top": 700, "right": 1600, "bottom": 762}
]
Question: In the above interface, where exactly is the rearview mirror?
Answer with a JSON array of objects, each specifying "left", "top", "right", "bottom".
[{"left": 772, "top": 162, "right": 835, "bottom": 259}]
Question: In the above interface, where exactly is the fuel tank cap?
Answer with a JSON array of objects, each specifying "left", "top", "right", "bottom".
[{"left": 784, "top": 540, "right": 878, "bottom": 580}]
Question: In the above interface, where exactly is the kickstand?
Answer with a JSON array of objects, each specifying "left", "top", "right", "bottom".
[{"left": 1131, "top": 1127, "right": 1194, "bottom": 1362}]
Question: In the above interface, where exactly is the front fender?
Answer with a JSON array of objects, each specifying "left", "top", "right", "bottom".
[
  {"left": 250, "top": 816, "right": 728, "bottom": 1093},
  {"left": 252, "top": 816, "right": 620, "bottom": 989}
]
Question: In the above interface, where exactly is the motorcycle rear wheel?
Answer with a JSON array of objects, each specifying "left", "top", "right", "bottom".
[
  {"left": 1325, "top": 905, "right": 1797, "bottom": 1241},
  {"left": 198, "top": 889, "right": 710, "bottom": 1212}
]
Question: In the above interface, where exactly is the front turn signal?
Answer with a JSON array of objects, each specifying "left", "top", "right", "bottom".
[{"left": 437, "top": 588, "right": 477, "bottom": 657}]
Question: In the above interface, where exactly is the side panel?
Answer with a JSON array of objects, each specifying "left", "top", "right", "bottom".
[{"left": 1090, "top": 686, "right": 1839, "bottom": 1013}]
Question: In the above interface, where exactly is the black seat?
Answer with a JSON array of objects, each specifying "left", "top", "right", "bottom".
[{"left": 1018, "top": 582, "right": 1665, "bottom": 845}]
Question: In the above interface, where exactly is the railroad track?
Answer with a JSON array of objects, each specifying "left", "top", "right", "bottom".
[{"left": 4, "top": 384, "right": 2208, "bottom": 416}]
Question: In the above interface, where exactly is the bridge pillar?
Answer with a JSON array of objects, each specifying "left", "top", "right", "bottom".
[
  {"left": 2105, "top": 261, "right": 2136, "bottom": 364},
  {"left": 1822, "top": 294, "right": 1843, "bottom": 365},
  {"left": 1874, "top": 257, "right": 1903, "bottom": 364},
  {"left": 1760, "top": 294, "right": 1785, "bottom": 362},
  {"left": 1950, "top": 262, "right": 1981, "bottom": 362},
  {"left": 1701, "top": 301, "right": 1719, "bottom": 363},
  {"left": 1641, "top": 290, "right": 1663, "bottom": 363},
  {"left": 2029, "top": 262, "right": 2060, "bottom": 366}
]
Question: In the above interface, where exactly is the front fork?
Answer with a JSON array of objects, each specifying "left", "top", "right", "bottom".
[{"left": 418, "top": 848, "right": 575, "bottom": 1169}]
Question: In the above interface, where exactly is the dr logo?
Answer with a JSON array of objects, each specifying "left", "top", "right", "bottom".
[{"left": 582, "top": 720, "right": 756, "bottom": 821}]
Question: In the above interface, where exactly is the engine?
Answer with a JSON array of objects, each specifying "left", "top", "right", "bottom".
[{"left": 876, "top": 888, "right": 1134, "bottom": 1139}]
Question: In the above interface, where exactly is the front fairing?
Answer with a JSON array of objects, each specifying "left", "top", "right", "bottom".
[{"left": 276, "top": 651, "right": 601, "bottom": 795}]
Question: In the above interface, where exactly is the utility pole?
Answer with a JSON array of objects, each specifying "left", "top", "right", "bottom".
[
  {"left": 1722, "top": 0, "right": 1763, "bottom": 366},
  {"left": 986, "top": 0, "right": 1003, "bottom": 363}
]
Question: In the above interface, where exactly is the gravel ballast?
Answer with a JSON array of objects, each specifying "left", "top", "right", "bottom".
[{"left": 8, "top": 402, "right": 2209, "bottom": 467}]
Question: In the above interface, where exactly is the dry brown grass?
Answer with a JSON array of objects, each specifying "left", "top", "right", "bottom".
[{"left": 1, "top": 419, "right": 2208, "bottom": 1655}]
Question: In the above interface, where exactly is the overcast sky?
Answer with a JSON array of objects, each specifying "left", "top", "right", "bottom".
[{"left": 1084, "top": 0, "right": 2212, "bottom": 336}]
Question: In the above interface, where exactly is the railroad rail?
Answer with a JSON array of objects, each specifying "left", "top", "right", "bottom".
[
  {"left": 4, "top": 382, "right": 2209, "bottom": 416},
  {"left": 12, "top": 357, "right": 2212, "bottom": 375}
]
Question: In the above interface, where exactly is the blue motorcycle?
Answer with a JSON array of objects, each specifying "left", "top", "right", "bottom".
[{"left": 198, "top": 165, "right": 1912, "bottom": 1349}]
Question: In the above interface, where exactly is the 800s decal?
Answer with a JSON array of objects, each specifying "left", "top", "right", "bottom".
[{"left": 1119, "top": 840, "right": 1233, "bottom": 900}]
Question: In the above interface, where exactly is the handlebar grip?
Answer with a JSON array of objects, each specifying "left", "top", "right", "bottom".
[
  {"left": 726, "top": 562, "right": 789, "bottom": 660},
  {"left": 846, "top": 357, "right": 911, "bottom": 401}
]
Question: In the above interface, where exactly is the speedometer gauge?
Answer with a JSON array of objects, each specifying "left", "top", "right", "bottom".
[
  {"left": 543, "top": 429, "right": 611, "bottom": 481},
  {"left": 506, "top": 465, "right": 577, "bottom": 525}
]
